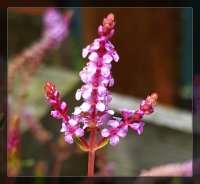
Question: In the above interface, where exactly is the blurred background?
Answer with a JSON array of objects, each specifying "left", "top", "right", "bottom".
[{"left": 7, "top": 8, "right": 193, "bottom": 177}]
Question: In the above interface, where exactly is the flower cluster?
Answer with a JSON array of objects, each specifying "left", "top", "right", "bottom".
[
  {"left": 101, "top": 93, "right": 158, "bottom": 146},
  {"left": 44, "top": 13, "right": 158, "bottom": 148}
]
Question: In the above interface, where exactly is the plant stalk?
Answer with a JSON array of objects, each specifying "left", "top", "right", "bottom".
[{"left": 88, "top": 128, "right": 96, "bottom": 176}]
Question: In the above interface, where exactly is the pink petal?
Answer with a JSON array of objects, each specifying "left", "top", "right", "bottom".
[
  {"left": 75, "top": 128, "right": 84, "bottom": 137},
  {"left": 103, "top": 54, "right": 113, "bottom": 63},
  {"left": 97, "top": 86, "right": 106, "bottom": 96},
  {"left": 79, "top": 71, "right": 88, "bottom": 83},
  {"left": 117, "top": 128, "right": 127, "bottom": 138},
  {"left": 89, "top": 52, "right": 98, "bottom": 61},
  {"left": 96, "top": 102, "right": 105, "bottom": 111},
  {"left": 113, "top": 51, "right": 119, "bottom": 62},
  {"left": 107, "top": 120, "right": 119, "bottom": 128},
  {"left": 129, "top": 122, "right": 145, "bottom": 135},
  {"left": 60, "top": 123, "right": 67, "bottom": 132},
  {"left": 109, "top": 77, "right": 114, "bottom": 87},
  {"left": 81, "top": 102, "right": 91, "bottom": 112},
  {"left": 51, "top": 110, "right": 62, "bottom": 119},
  {"left": 82, "top": 45, "right": 90, "bottom": 58},
  {"left": 61, "top": 102, "right": 67, "bottom": 111},
  {"left": 101, "top": 66, "right": 110, "bottom": 77},
  {"left": 105, "top": 42, "right": 114, "bottom": 51},
  {"left": 90, "top": 41, "right": 100, "bottom": 50},
  {"left": 82, "top": 87, "right": 92, "bottom": 99},
  {"left": 101, "top": 129, "right": 110, "bottom": 137},
  {"left": 110, "top": 135, "right": 119, "bottom": 146},
  {"left": 64, "top": 135, "right": 73, "bottom": 144},
  {"left": 87, "top": 62, "right": 97, "bottom": 75},
  {"left": 68, "top": 119, "right": 77, "bottom": 126}
]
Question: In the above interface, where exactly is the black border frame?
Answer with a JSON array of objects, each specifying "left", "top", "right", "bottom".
[{"left": 1, "top": 0, "right": 199, "bottom": 183}]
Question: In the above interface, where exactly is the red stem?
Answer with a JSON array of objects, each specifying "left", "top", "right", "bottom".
[
  {"left": 79, "top": 136, "right": 89, "bottom": 149},
  {"left": 88, "top": 128, "right": 96, "bottom": 176},
  {"left": 95, "top": 137, "right": 108, "bottom": 149}
]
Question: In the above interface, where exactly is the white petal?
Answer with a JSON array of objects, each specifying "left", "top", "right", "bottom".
[
  {"left": 74, "top": 107, "right": 82, "bottom": 115},
  {"left": 75, "top": 89, "right": 82, "bottom": 100},
  {"left": 107, "top": 110, "right": 114, "bottom": 115},
  {"left": 69, "top": 119, "right": 77, "bottom": 126},
  {"left": 96, "top": 102, "right": 105, "bottom": 112},
  {"left": 60, "top": 123, "right": 67, "bottom": 132},
  {"left": 82, "top": 45, "right": 90, "bottom": 58},
  {"left": 81, "top": 102, "right": 91, "bottom": 112},
  {"left": 110, "top": 136, "right": 119, "bottom": 146}
]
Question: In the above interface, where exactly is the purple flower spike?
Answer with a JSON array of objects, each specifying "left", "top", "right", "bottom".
[{"left": 44, "top": 13, "right": 158, "bottom": 155}]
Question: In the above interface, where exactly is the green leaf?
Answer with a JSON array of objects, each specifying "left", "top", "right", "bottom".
[
  {"left": 94, "top": 138, "right": 109, "bottom": 151},
  {"left": 73, "top": 136, "right": 89, "bottom": 152},
  {"left": 21, "top": 159, "right": 35, "bottom": 168}
]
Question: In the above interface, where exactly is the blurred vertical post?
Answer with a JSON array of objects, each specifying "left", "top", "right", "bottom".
[{"left": 180, "top": 8, "right": 192, "bottom": 108}]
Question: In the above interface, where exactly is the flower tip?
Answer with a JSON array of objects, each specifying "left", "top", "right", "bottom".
[
  {"left": 44, "top": 81, "right": 56, "bottom": 98},
  {"left": 107, "top": 13, "right": 115, "bottom": 21},
  {"left": 151, "top": 93, "right": 158, "bottom": 99},
  {"left": 148, "top": 93, "right": 158, "bottom": 107}
]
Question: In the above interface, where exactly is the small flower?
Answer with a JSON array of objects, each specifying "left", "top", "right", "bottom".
[
  {"left": 60, "top": 119, "right": 84, "bottom": 144},
  {"left": 101, "top": 119, "right": 127, "bottom": 146},
  {"left": 129, "top": 122, "right": 145, "bottom": 135},
  {"left": 119, "top": 108, "right": 134, "bottom": 120}
]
